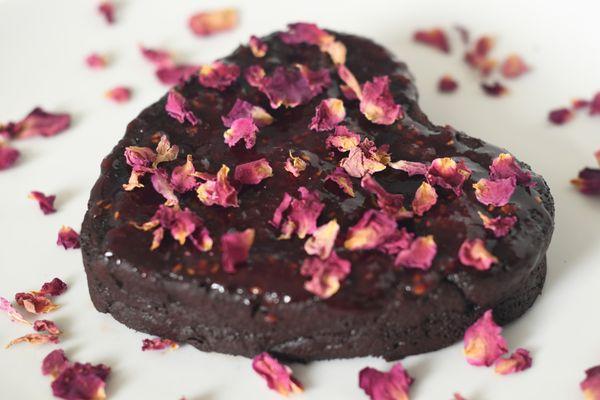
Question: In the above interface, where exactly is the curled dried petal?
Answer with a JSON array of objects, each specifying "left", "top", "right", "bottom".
[
  {"left": 489, "top": 153, "right": 532, "bottom": 186},
  {"left": 427, "top": 157, "right": 471, "bottom": 196},
  {"left": 501, "top": 54, "right": 529, "bottom": 79},
  {"left": 473, "top": 177, "right": 516, "bottom": 207},
  {"left": 222, "top": 99, "right": 274, "bottom": 128},
  {"left": 51, "top": 362, "right": 111, "bottom": 400},
  {"left": 571, "top": 168, "right": 600, "bottom": 195},
  {"left": 458, "top": 238, "right": 498, "bottom": 271},
  {"left": 223, "top": 117, "right": 258, "bottom": 149},
  {"left": 389, "top": 159, "right": 428, "bottom": 176},
  {"left": 360, "top": 76, "right": 402, "bottom": 125},
  {"left": 413, "top": 28, "right": 450, "bottom": 53},
  {"left": 29, "top": 191, "right": 57, "bottom": 215},
  {"left": 478, "top": 211, "right": 517, "bottom": 238},
  {"left": 165, "top": 91, "right": 198, "bottom": 125},
  {"left": 33, "top": 320, "right": 62, "bottom": 335},
  {"left": 359, "top": 363, "right": 414, "bottom": 400},
  {"left": 340, "top": 139, "right": 388, "bottom": 178},
  {"left": 284, "top": 151, "right": 308, "bottom": 178},
  {"left": 249, "top": 35, "right": 268, "bottom": 58},
  {"left": 234, "top": 158, "right": 273, "bottom": 185},
  {"left": 463, "top": 309, "right": 508, "bottom": 366},
  {"left": 252, "top": 352, "right": 303, "bottom": 396},
  {"left": 304, "top": 219, "right": 339, "bottom": 260},
  {"left": 0, "top": 296, "right": 29, "bottom": 325},
  {"left": 199, "top": 61, "right": 240, "bottom": 91},
  {"left": 154, "top": 135, "right": 179, "bottom": 167},
  {"left": 412, "top": 182, "right": 437, "bottom": 216},
  {"left": 37, "top": 278, "right": 68, "bottom": 297},
  {"left": 5, "top": 333, "right": 59, "bottom": 348},
  {"left": 171, "top": 155, "right": 198, "bottom": 193},
  {"left": 301, "top": 251, "right": 351, "bottom": 299},
  {"left": 151, "top": 169, "right": 179, "bottom": 206},
  {"left": 221, "top": 228, "right": 254, "bottom": 273},
  {"left": 189, "top": 8, "right": 238, "bottom": 37},
  {"left": 309, "top": 98, "right": 346, "bottom": 131},
  {"left": 57, "top": 226, "right": 80, "bottom": 250},
  {"left": 105, "top": 86, "right": 131, "bottom": 103},
  {"left": 325, "top": 125, "right": 361, "bottom": 152},
  {"left": 361, "top": 174, "right": 410, "bottom": 219},
  {"left": 325, "top": 167, "right": 355, "bottom": 197},
  {"left": 142, "top": 337, "right": 179, "bottom": 351},
  {"left": 494, "top": 348, "right": 532, "bottom": 375},
  {"left": 270, "top": 187, "right": 324, "bottom": 239},
  {"left": 344, "top": 209, "right": 397, "bottom": 251},
  {"left": 1, "top": 107, "right": 71, "bottom": 140},
  {"left": 258, "top": 65, "right": 330, "bottom": 109},
  {"left": 394, "top": 235, "right": 437, "bottom": 270}
]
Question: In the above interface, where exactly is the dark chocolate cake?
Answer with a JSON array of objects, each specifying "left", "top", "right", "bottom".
[{"left": 81, "top": 24, "right": 554, "bottom": 361}]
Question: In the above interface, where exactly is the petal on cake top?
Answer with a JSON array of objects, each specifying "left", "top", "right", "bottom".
[
  {"left": 196, "top": 165, "right": 239, "bottom": 208},
  {"left": 340, "top": 139, "right": 388, "bottom": 178},
  {"left": 244, "top": 65, "right": 266, "bottom": 88},
  {"left": 171, "top": 155, "right": 198, "bottom": 193},
  {"left": 337, "top": 65, "right": 362, "bottom": 99},
  {"left": 223, "top": 117, "right": 259, "bottom": 149},
  {"left": 361, "top": 174, "right": 411, "bottom": 219},
  {"left": 359, "top": 362, "right": 414, "bottom": 400},
  {"left": 0, "top": 143, "right": 20, "bottom": 171},
  {"left": 500, "top": 55, "right": 529, "bottom": 79},
  {"left": 325, "top": 167, "right": 355, "bottom": 197},
  {"left": 489, "top": 153, "right": 532, "bottom": 186},
  {"left": 151, "top": 170, "right": 179, "bottom": 206},
  {"left": 199, "top": 61, "right": 240, "bottom": 91},
  {"left": 33, "top": 319, "right": 62, "bottom": 335},
  {"left": 581, "top": 366, "right": 600, "bottom": 399},
  {"left": 188, "top": 8, "right": 238, "bottom": 37},
  {"left": 221, "top": 228, "right": 255, "bottom": 273},
  {"left": 51, "top": 361, "right": 111, "bottom": 400},
  {"left": 165, "top": 90, "right": 198, "bottom": 125},
  {"left": 0, "top": 296, "right": 29, "bottom": 325},
  {"left": 29, "top": 191, "right": 57, "bottom": 215},
  {"left": 478, "top": 212, "right": 517, "bottom": 238},
  {"left": 359, "top": 76, "right": 402, "bottom": 125},
  {"left": 394, "top": 235, "right": 437, "bottom": 270},
  {"left": 571, "top": 168, "right": 600, "bottom": 195},
  {"left": 279, "top": 22, "right": 333, "bottom": 46},
  {"left": 249, "top": 35, "right": 268, "bottom": 58},
  {"left": 284, "top": 151, "right": 308, "bottom": 177},
  {"left": 426, "top": 157, "right": 472, "bottom": 196},
  {"left": 413, "top": 28, "right": 450, "bottom": 53},
  {"left": 1, "top": 107, "right": 71, "bottom": 140},
  {"left": 458, "top": 238, "right": 498, "bottom": 271},
  {"left": 5, "top": 333, "right": 60, "bottom": 348},
  {"left": 141, "top": 337, "right": 179, "bottom": 351},
  {"left": 222, "top": 99, "right": 274, "bottom": 128},
  {"left": 494, "top": 348, "right": 533, "bottom": 375},
  {"left": 378, "top": 228, "right": 415, "bottom": 256},
  {"left": 304, "top": 219, "right": 340, "bottom": 260},
  {"left": 463, "top": 309, "right": 508, "bottom": 367},
  {"left": 15, "top": 293, "right": 59, "bottom": 314},
  {"left": 473, "top": 177, "right": 516, "bottom": 207},
  {"left": 234, "top": 158, "right": 273, "bottom": 185},
  {"left": 325, "top": 125, "right": 361, "bottom": 152},
  {"left": 309, "top": 98, "right": 346, "bottom": 131},
  {"left": 57, "top": 226, "right": 80, "bottom": 250},
  {"left": 252, "top": 352, "right": 303, "bottom": 396},
  {"left": 105, "top": 86, "right": 131, "bottom": 103},
  {"left": 271, "top": 187, "right": 325, "bottom": 240},
  {"left": 344, "top": 209, "right": 397, "bottom": 251},
  {"left": 258, "top": 65, "right": 331, "bottom": 109},
  {"left": 155, "top": 64, "right": 198, "bottom": 85},
  {"left": 154, "top": 135, "right": 180, "bottom": 167},
  {"left": 124, "top": 146, "right": 156, "bottom": 169},
  {"left": 300, "top": 251, "right": 351, "bottom": 298},
  {"left": 412, "top": 182, "right": 438, "bottom": 216},
  {"left": 389, "top": 159, "right": 429, "bottom": 176}
]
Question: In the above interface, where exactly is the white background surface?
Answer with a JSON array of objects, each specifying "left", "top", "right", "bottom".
[{"left": 1, "top": 0, "right": 599, "bottom": 398}]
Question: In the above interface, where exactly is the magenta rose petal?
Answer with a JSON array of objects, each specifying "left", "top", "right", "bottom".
[
  {"left": 252, "top": 352, "right": 303, "bottom": 396},
  {"left": 57, "top": 226, "right": 80, "bottom": 250},
  {"left": 221, "top": 228, "right": 255, "bottom": 273},
  {"left": 28, "top": 191, "right": 57, "bottom": 215},
  {"left": 494, "top": 348, "right": 533, "bottom": 375},
  {"left": 463, "top": 310, "right": 508, "bottom": 366},
  {"left": 359, "top": 362, "right": 414, "bottom": 400}
]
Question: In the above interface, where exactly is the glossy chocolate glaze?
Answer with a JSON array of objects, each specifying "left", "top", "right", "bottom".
[{"left": 83, "top": 30, "right": 554, "bottom": 324}]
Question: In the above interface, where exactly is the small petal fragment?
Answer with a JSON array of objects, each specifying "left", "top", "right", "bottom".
[
  {"left": 389, "top": 159, "right": 428, "bottom": 176},
  {"left": 0, "top": 296, "right": 29, "bottom": 325},
  {"left": 85, "top": 53, "right": 107, "bottom": 69},
  {"left": 0, "top": 144, "right": 20, "bottom": 170},
  {"left": 489, "top": 153, "right": 532, "bottom": 186},
  {"left": 361, "top": 174, "right": 410, "bottom": 219},
  {"left": 427, "top": 158, "right": 471, "bottom": 196},
  {"left": 304, "top": 219, "right": 340, "bottom": 260},
  {"left": 234, "top": 158, "right": 273, "bottom": 185},
  {"left": 340, "top": 139, "right": 388, "bottom": 178},
  {"left": 581, "top": 366, "right": 600, "bottom": 400},
  {"left": 473, "top": 177, "right": 516, "bottom": 207},
  {"left": 222, "top": 99, "right": 274, "bottom": 128},
  {"left": 139, "top": 46, "right": 173, "bottom": 67},
  {"left": 309, "top": 98, "right": 346, "bottom": 131},
  {"left": 189, "top": 8, "right": 238, "bottom": 37},
  {"left": 478, "top": 211, "right": 517, "bottom": 238},
  {"left": 395, "top": 235, "right": 437, "bottom": 270},
  {"left": 458, "top": 239, "right": 498, "bottom": 271},
  {"left": 33, "top": 320, "right": 62, "bottom": 335},
  {"left": 325, "top": 126, "right": 361, "bottom": 152},
  {"left": 438, "top": 75, "right": 458, "bottom": 93},
  {"left": 325, "top": 167, "right": 355, "bottom": 197},
  {"left": 221, "top": 229, "right": 255, "bottom": 273},
  {"left": 501, "top": 55, "right": 529, "bottom": 79},
  {"left": 156, "top": 64, "right": 198, "bottom": 85},
  {"left": 223, "top": 118, "right": 258, "bottom": 149},
  {"left": 249, "top": 35, "right": 268, "bottom": 58},
  {"left": 301, "top": 251, "right": 351, "bottom": 298},
  {"left": 571, "top": 168, "right": 600, "bottom": 195},
  {"left": 258, "top": 65, "right": 331, "bottom": 109},
  {"left": 548, "top": 108, "right": 573, "bottom": 125},
  {"left": 359, "top": 363, "right": 414, "bottom": 400},
  {"left": 42, "top": 349, "right": 69, "bottom": 378},
  {"left": 199, "top": 61, "right": 240, "bottom": 91},
  {"left": 105, "top": 86, "right": 131, "bottom": 103},
  {"left": 360, "top": 76, "right": 402, "bottom": 125},
  {"left": 15, "top": 293, "right": 59, "bottom": 314},
  {"left": 151, "top": 170, "right": 179, "bottom": 206},
  {"left": 252, "top": 352, "right": 303, "bottom": 396},
  {"left": 57, "top": 226, "right": 80, "bottom": 250},
  {"left": 142, "top": 337, "right": 179, "bottom": 351},
  {"left": 165, "top": 91, "right": 198, "bottom": 125},
  {"left": 6, "top": 333, "right": 59, "bottom": 348},
  {"left": 171, "top": 155, "right": 198, "bottom": 193},
  {"left": 98, "top": 1, "right": 115, "bottom": 24},
  {"left": 344, "top": 209, "right": 397, "bottom": 251},
  {"left": 463, "top": 310, "right": 508, "bottom": 366},
  {"left": 29, "top": 191, "right": 57, "bottom": 215},
  {"left": 481, "top": 82, "right": 508, "bottom": 97},
  {"left": 412, "top": 182, "right": 438, "bottom": 216},
  {"left": 197, "top": 165, "right": 239, "bottom": 208},
  {"left": 494, "top": 348, "right": 532, "bottom": 375},
  {"left": 284, "top": 151, "right": 308, "bottom": 178},
  {"left": 270, "top": 188, "right": 325, "bottom": 239},
  {"left": 413, "top": 28, "right": 450, "bottom": 53}
]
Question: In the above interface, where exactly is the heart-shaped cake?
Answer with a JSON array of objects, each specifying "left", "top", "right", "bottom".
[{"left": 81, "top": 23, "right": 554, "bottom": 361}]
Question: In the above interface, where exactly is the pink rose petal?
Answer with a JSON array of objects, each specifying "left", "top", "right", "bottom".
[
  {"left": 257, "top": 65, "right": 331, "bottom": 109},
  {"left": 57, "top": 226, "right": 80, "bottom": 250},
  {"left": 171, "top": 155, "right": 198, "bottom": 193},
  {"left": 304, "top": 219, "right": 339, "bottom": 260},
  {"left": 196, "top": 165, "right": 239, "bottom": 208},
  {"left": 458, "top": 238, "right": 498, "bottom": 271},
  {"left": 139, "top": 46, "right": 173, "bottom": 68},
  {"left": 165, "top": 90, "right": 198, "bottom": 125},
  {"left": 489, "top": 153, "right": 532, "bottom": 186},
  {"left": 33, "top": 320, "right": 62, "bottom": 335},
  {"left": 473, "top": 177, "right": 516, "bottom": 207},
  {"left": 344, "top": 209, "right": 397, "bottom": 251},
  {"left": 223, "top": 117, "right": 258, "bottom": 149},
  {"left": 394, "top": 235, "right": 437, "bottom": 270},
  {"left": 105, "top": 86, "right": 131, "bottom": 103},
  {"left": 309, "top": 98, "right": 346, "bottom": 131},
  {"left": 0, "top": 296, "right": 29, "bottom": 325},
  {"left": 249, "top": 35, "right": 268, "bottom": 58},
  {"left": 15, "top": 292, "right": 59, "bottom": 314},
  {"left": 572, "top": 168, "right": 600, "bottom": 195},
  {"left": 581, "top": 365, "right": 600, "bottom": 399},
  {"left": 359, "top": 362, "right": 414, "bottom": 400},
  {"left": 252, "top": 352, "right": 303, "bottom": 396},
  {"left": 413, "top": 28, "right": 450, "bottom": 53},
  {"left": 412, "top": 182, "right": 437, "bottom": 216},
  {"left": 325, "top": 125, "right": 361, "bottom": 152},
  {"left": 463, "top": 309, "right": 508, "bottom": 366},
  {"left": 0, "top": 144, "right": 19, "bottom": 170},
  {"left": 301, "top": 251, "right": 351, "bottom": 299},
  {"left": 438, "top": 75, "right": 459, "bottom": 93},
  {"left": 156, "top": 64, "right": 198, "bottom": 85},
  {"left": 494, "top": 348, "right": 532, "bottom": 375},
  {"left": 325, "top": 167, "right": 355, "bottom": 197},
  {"left": 270, "top": 187, "right": 324, "bottom": 239},
  {"left": 199, "top": 61, "right": 240, "bottom": 91},
  {"left": 360, "top": 76, "right": 402, "bottom": 125},
  {"left": 340, "top": 139, "right": 389, "bottom": 178},
  {"left": 389, "top": 159, "right": 429, "bottom": 176},
  {"left": 188, "top": 8, "right": 238, "bottom": 37},
  {"left": 361, "top": 174, "right": 411, "bottom": 219},
  {"left": 234, "top": 158, "right": 273, "bottom": 185},
  {"left": 590, "top": 92, "right": 600, "bottom": 116},
  {"left": 5, "top": 333, "right": 59, "bottom": 348},
  {"left": 478, "top": 212, "right": 517, "bottom": 238},
  {"left": 151, "top": 169, "right": 179, "bottom": 206},
  {"left": 426, "top": 157, "right": 471, "bottom": 196},
  {"left": 1, "top": 107, "right": 71, "bottom": 140},
  {"left": 97, "top": 1, "right": 115, "bottom": 24},
  {"left": 548, "top": 107, "right": 573, "bottom": 125},
  {"left": 141, "top": 337, "right": 179, "bottom": 351},
  {"left": 37, "top": 278, "right": 68, "bottom": 297},
  {"left": 29, "top": 191, "right": 57, "bottom": 215},
  {"left": 222, "top": 99, "right": 274, "bottom": 128},
  {"left": 501, "top": 55, "right": 529, "bottom": 79},
  {"left": 284, "top": 151, "right": 308, "bottom": 178},
  {"left": 42, "top": 349, "right": 69, "bottom": 378},
  {"left": 85, "top": 53, "right": 107, "bottom": 69}
]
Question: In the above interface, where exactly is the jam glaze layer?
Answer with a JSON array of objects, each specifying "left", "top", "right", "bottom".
[{"left": 82, "top": 30, "right": 553, "bottom": 359}]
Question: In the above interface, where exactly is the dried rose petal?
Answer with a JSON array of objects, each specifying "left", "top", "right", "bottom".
[
  {"left": 438, "top": 75, "right": 458, "bottom": 93},
  {"left": 413, "top": 28, "right": 450, "bottom": 53},
  {"left": 454, "top": 393, "right": 467, "bottom": 400},
  {"left": 340, "top": 139, "right": 388, "bottom": 178},
  {"left": 481, "top": 82, "right": 508, "bottom": 97},
  {"left": 140, "top": 205, "right": 212, "bottom": 251},
  {"left": 463, "top": 309, "right": 508, "bottom": 366},
  {"left": 473, "top": 177, "right": 516, "bottom": 207},
  {"left": 165, "top": 91, "right": 198, "bottom": 125},
  {"left": 344, "top": 209, "right": 397, "bottom": 251},
  {"left": 85, "top": 53, "right": 106, "bottom": 69},
  {"left": 171, "top": 155, "right": 198, "bottom": 193},
  {"left": 573, "top": 98, "right": 590, "bottom": 110},
  {"left": 465, "top": 36, "right": 496, "bottom": 76},
  {"left": 284, "top": 151, "right": 308, "bottom": 178},
  {"left": 309, "top": 98, "right": 346, "bottom": 131},
  {"left": 34, "top": 320, "right": 62, "bottom": 335},
  {"left": 249, "top": 35, "right": 267, "bottom": 58},
  {"left": 105, "top": 86, "right": 131, "bottom": 103},
  {"left": 478, "top": 212, "right": 517, "bottom": 238},
  {"left": 489, "top": 153, "right": 532, "bottom": 186},
  {"left": 581, "top": 365, "right": 600, "bottom": 399},
  {"left": 325, "top": 125, "right": 361, "bottom": 152},
  {"left": 325, "top": 167, "right": 355, "bottom": 197},
  {"left": 1, "top": 107, "right": 71, "bottom": 140},
  {"left": 51, "top": 362, "right": 111, "bottom": 400},
  {"left": 98, "top": 1, "right": 115, "bottom": 24},
  {"left": 258, "top": 65, "right": 331, "bottom": 109},
  {"left": 42, "top": 349, "right": 69, "bottom": 378},
  {"left": 458, "top": 238, "right": 498, "bottom": 271},
  {"left": 590, "top": 92, "right": 600, "bottom": 115},
  {"left": 337, "top": 65, "right": 362, "bottom": 100},
  {"left": 6, "top": 333, "right": 59, "bottom": 348},
  {"left": 0, "top": 296, "right": 29, "bottom": 324},
  {"left": 139, "top": 46, "right": 173, "bottom": 68},
  {"left": 29, "top": 191, "right": 57, "bottom": 215},
  {"left": 151, "top": 170, "right": 178, "bottom": 206},
  {"left": 0, "top": 143, "right": 20, "bottom": 170},
  {"left": 360, "top": 76, "right": 402, "bottom": 125},
  {"left": 395, "top": 235, "right": 437, "bottom": 270},
  {"left": 361, "top": 174, "right": 410, "bottom": 219},
  {"left": 301, "top": 251, "right": 351, "bottom": 298},
  {"left": 359, "top": 362, "right": 414, "bottom": 400},
  {"left": 427, "top": 158, "right": 471, "bottom": 196},
  {"left": 244, "top": 65, "right": 266, "bottom": 88},
  {"left": 501, "top": 54, "right": 529, "bottom": 79},
  {"left": 189, "top": 8, "right": 238, "bottom": 37},
  {"left": 494, "top": 348, "right": 532, "bottom": 375},
  {"left": 378, "top": 228, "right": 415, "bottom": 256},
  {"left": 271, "top": 187, "right": 324, "bottom": 239},
  {"left": 412, "top": 182, "right": 438, "bottom": 216},
  {"left": 15, "top": 292, "right": 59, "bottom": 314},
  {"left": 252, "top": 352, "right": 303, "bottom": 396},
  {"left": 37, "top": 278, "right": 68, "bottom": 297},
  {"left": 234, "top": 158, "right": 273, "bottom": 185},
  {"left": 155, "top": 135, "right": 179, "bottom": 167},
  {"left": 389, "top": 159, "right": 428, "bottom": 176},
  {"left": 221, "top": 229, "right": 255, "bottom": 273},
  {"left": 571, "top": 168, "right": 600, "bottom": 195},
  {"left": 156, "top": 64, "right": 198, "bottom": 85},
  {"left": 548, "top": 108, "right": 573, "bottom": 125},
  {"left": 223, "top": 117, "right": 258, "bottom": 149},
  {"left": 304, "top": 219, "right": 339, "bottom": 260},
  {"left": 141, "top": 337, "right": 179, "bottom": 351},
  {"left": 222, "top": 99, "right": 274, "bottom": 128},
  {"left": 57, "top": 226, "right": 80, "bottom": 250},
  {"left": 280, "top": 22, "right": 332, "bottom": 46},
  {"left": 199, "top": 61, "right": 240, "bottom": 91}
]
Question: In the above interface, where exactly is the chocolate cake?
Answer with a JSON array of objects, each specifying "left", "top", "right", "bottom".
[{"left": 81, "top": 24, "right": 554, "bottom": 362}]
